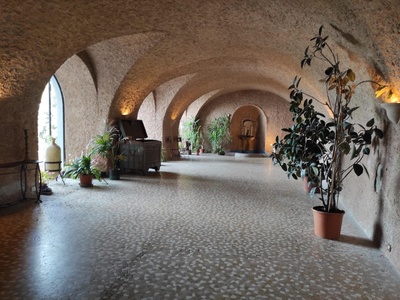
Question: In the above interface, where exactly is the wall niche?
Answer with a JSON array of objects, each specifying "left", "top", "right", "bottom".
[{"left": 230, "top": 105, "right": 266, "bottom": 153}]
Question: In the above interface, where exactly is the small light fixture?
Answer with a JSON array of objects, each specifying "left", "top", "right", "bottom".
[
  {"left": 376, "top": 86, "right": 400, "bottom": 124},
  {"left": 381, "top": 102, "right": 400, "bottom": 124},
  {"left": 120, "top": 107, "right": 131, "bottom": 116}
]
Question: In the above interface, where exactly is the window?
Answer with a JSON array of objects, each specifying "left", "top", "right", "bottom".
[{"left": 37, "top": 76, "right": 64, "bottom": 165}]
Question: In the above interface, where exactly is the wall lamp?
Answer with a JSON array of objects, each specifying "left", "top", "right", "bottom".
[
  {"left": 381, "top": 102, "right": 400, "bottom": 124},
  {"left": 377, "top": 86, "right": 400, "bottom": 124}
]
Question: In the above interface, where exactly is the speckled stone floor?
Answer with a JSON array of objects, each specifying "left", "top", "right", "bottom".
[{"left": 0, "top": 155, "right": 399, "bottom": 299}]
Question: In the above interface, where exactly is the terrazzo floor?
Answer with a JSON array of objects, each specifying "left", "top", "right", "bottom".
[{"left": 0, "top": 154, "right": 399, "bottom": 299}]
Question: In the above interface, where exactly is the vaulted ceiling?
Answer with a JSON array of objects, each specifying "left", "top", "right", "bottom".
[{"left": 0, "top": 0, "right": 399, "bottom": 118}]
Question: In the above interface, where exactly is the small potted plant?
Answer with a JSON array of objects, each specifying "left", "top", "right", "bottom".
[
  {"left": 89, "top": 126, "right": 127, "bottom": 180},
  {"left": 62, "top": 154, "right": 103, "bottom": 187},
  {"left": 272, "top": 26, "right": 384, "bottom": 240}
]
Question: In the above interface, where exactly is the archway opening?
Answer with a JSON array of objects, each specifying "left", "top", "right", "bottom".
[{"left": 37, "top": 76, "right": 65, "bottom": 168}]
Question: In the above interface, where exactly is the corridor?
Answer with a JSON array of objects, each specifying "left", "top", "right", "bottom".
[{"left": 0, "top": 155, "right": 399, "bottom": 299}]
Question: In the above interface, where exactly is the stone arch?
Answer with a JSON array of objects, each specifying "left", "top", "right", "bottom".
[{"left": 55, "top": 54, "right": 98, "bottom": 159}]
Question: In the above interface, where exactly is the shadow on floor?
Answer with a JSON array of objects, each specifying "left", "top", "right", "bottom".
[{"left": 340, "top": 234, "right": 379, "bottom": 249}]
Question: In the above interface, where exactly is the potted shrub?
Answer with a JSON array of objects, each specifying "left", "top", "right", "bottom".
[
  {"left": 272, "top": 26, "right": 384, "bottom": 240},
  {"left": 89, "top": 126, "right": 127, "bottom": 180},
  {"left": 207, "top": 114, "right": 232, "bottom": 155},
  {"left": 62, "top": 154, "right": 103, "bottom": 187},
  {"left": 181, "top": 117, "right": 203, "bottom": 155}
]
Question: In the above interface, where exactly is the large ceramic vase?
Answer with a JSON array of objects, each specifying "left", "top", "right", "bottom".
[
  {"left": 79, "top": 174, "right": 93, "bottom": 187},
  {"left": 109, "top": 168, "right": 121, "bottom": 180},
  {"left": 312, "top": 206, "right": 345, "bottom": 240},
  {"left": 45, "top": 138, "right": 62, "bottom": 171}
]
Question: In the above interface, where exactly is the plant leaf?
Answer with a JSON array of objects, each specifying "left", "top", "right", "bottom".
[
  {"left": 363, "top": 132, "right": 372, "bottom": 144},
  {"left": 296, "top": 77, "right": 302, "bottom": 88},
  {"left": 350, "top": 144, "right": 357, "bottom": 160},
  {"left": 374, "top": 128, "right": 384, "bottom": 139},
  {"left": 366, "top": 118, "right": 375, "bottom": 127},
  {"left": 318, "top": 25, "right": 323, "bottom": 36},
  {"left": 347, "top": 69, "right": 356, "bottom": 82},
  {"left": 310, "top": 187, "right": 317, "bottom": 199},
  {"left": 311, "top": 166, "right": 319, "bottom": 176},
  {"left": 304, "top": 46, "right": 309, "bottom": 56},
  {"left": 362, "top": 164, "right": 370, "bottom": 178},
  {"left": 339, "top": 142, "right": 350, "bottom": 154},
  {"left": 354, "top": 164, "right": 363, "bottom": 176}
]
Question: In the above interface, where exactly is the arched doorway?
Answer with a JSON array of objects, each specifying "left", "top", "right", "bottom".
[
  {"left": 37, "top": 76, "right": 65, "bottom": 166},
  {"left": 230, "top": 105, "right": 266, "bottom": 153}
]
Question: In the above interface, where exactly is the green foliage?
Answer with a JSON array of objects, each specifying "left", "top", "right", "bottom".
[
  {"left": 89, "top": 126, "right": 127, "bottom": 170},
  {"left": 161, "top": 147, "right": 167, "bottom": 162},
  {"left": 272, "top": 26, "right": 384, "bottom": 212},
  {"left": 181, "top": 117, "right": 203, "bottom": 151},
  {"left": 40, "top": 170, "right": 52, "bottom": 184},
  {"left": 62, "top": 154, "right": 102, "bottom": 182},
  {"left": 207, "top": 114, "right": 232, "bottom": 154}
]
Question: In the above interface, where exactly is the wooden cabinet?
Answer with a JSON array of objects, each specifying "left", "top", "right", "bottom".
[{"left": 119, "top": 140, "right": 161, "bottom": 175}]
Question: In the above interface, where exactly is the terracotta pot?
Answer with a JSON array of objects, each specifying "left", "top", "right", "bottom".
[
  {"left": 312, "top": 206, "right": 345, "bottom": 240},
  {"left": 79, "top": 174, "right": 93, "bottom": 187}
]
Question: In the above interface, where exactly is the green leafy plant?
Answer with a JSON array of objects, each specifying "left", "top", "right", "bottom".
[
  {"left": 89, "top": 126, "right": 127, "bottom": 170},
  {"left": 272, "top": 26, "right": 384, "bottom": 212},
  {"left": 62, "top": 154, "right": 102, "bottom": 182},
  {"left": 40, "top": 170, "right": 52, "bottom": 184},
  {"left": 181, "top": 117, "right": 203, "bottom": 152},
  {"left": 207, "top": 114, "right": 232, "bottom": 154}
]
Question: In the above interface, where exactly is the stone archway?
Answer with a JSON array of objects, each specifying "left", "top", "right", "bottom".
[{"left": 230, "top": 105, "right": 266, "bottom": 153}]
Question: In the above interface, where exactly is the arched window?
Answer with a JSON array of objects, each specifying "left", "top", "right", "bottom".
[{"left": 37, "top": 76, "right": 65, "bottom": 166}]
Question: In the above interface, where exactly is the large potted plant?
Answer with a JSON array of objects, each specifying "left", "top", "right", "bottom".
[
  {"left": 207, "top": 114, "right": 232, "bottom": 155},
  {"left": 62, "top": 154, "right": 103, "bottom": 187},
  {"left": 272, "top": 26, "right": 384, "bottom": 240},
  {"left": 89, "top": 126, "right": 127, "bottom": 180}
]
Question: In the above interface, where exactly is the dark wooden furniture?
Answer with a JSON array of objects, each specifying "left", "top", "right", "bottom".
[{"left": 118, "top": 119, "right": 162, "bottom": 175}]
